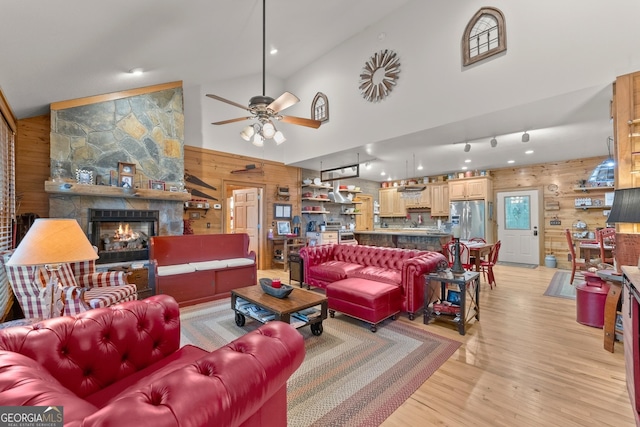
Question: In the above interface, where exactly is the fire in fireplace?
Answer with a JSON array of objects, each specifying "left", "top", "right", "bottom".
[{"left": 89, "top": 209, "right": 159, "bottom": 264}]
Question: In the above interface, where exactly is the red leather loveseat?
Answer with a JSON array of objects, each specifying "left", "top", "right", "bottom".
[
  {"left": 299, "top": 244, "right": 447, "bottom": 320},
  {"left": 0, "top": 295, "right": 305, "bottom": 427}
]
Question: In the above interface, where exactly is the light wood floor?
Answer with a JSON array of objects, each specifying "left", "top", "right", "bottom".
[{"left": 260, "top": 264, "right": 634, "bottom": 426}]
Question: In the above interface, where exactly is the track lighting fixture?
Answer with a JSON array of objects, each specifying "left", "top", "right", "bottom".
[
  {"left": 463, "top": 143, "right": 471, "bottom": 152},
  {"left": 522, "top": 131, "right": 530, "bottom": 143},
  {"left": 490, "top": 137, "right": 497, "bottom": 148}
]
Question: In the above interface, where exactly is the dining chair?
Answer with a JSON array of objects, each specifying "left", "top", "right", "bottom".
[
  {"left": 468, "top": 237, "right": 487, "bottom": 267},
  {"left": 597, "top": 228, "right": 615, "bottom": 264},
  {"left": 480, "top": 240, "right": 501, "bottom": 289},
  {"left": 565, "top": 228, "right": 583, "bottom": 284}
]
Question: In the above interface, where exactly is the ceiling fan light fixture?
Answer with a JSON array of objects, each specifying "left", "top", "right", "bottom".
[
  {"left": 262, "top": 121, "right": 276, "bottom": 139},
  {"left": 240, "top": 125, "right": 255, "bottom": 141},
  {"left": 464, "top": 143, "right": 471, "bottom": 152},
  {"left": 252, "top": 133, "right": 264, "bottom": 147},
  {"left": 273, "top": 131, "right": 286, "bottom": 145},
  {"left": 522, "top": 131, "right": 530, "bottom": 143}
]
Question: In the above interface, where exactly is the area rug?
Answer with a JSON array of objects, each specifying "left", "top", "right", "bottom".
[
  {"left": 544, "top": 271, "right": 583, "bottom": 299},
  {"left": 180, "top": 299, "right": 460, "bottom": 427},
  {"left": 497, "top": 261, "right": 538, "bottom": 269}
]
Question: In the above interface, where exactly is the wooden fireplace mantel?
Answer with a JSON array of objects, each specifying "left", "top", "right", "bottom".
[{"left": 44, "top": 181, "right": 191, "bottom": 202}]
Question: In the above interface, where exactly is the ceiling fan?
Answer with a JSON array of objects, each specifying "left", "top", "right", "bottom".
[{"left": 206, "top": 0, "right": 321, "bottom": 145}]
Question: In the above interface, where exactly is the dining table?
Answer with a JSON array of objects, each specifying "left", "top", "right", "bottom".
[
  {"left": 463, "top": 241, "right": 495, "bottom": 272},
  {"left": 579, "top": 241, "right": 614, "bottom": 264}
]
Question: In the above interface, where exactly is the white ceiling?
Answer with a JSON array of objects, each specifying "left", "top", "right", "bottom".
[{"left": 1, "top": 0, "right": 637, "bottom": 182}]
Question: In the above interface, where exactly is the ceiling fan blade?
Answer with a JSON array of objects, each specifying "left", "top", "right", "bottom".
[
  {"left": 268, "top": 92, "right": 300, "bottom": 113},
  {"left": 280, "top": 115, "right": 322, "bottom": 129},
  {"left": 206, "top": 94, "right": 249, "bottom": 111},
  {"left": 212, "top": 117, "right": 252, "bottom": 125}
]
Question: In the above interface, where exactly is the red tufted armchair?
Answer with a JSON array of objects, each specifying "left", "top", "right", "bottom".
[
  {"left": 0, "top": 295, "right": 305, "bottom": 426},
  {"left": 299, "top": 244, "right": 447, "bottom": 320}
]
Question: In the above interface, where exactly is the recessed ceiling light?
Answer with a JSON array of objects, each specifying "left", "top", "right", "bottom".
[
  {"left": 462, "top": 166, "right": 468, "bottom": 170},
  {"left": 507, "top": 160, "right": 515, "bottom": 164},
  {"left": 525, "top": 150, "right": 534, "bottom": 154},
  {"left": 270, "top": 47, "right": 278, "bottom": 55},
  {"left": 128, "top": 68, "right": 144, "bottom": 75},
  {"left": 387, "top": 176, "right": 391, "bottom": 181},
  {"left": 464, "top": 159, "right": 471, "bottom": 163},
  {"left": 381, "top": 171, "right": 386, "bottom": 176},
  {"left": 417, "top": 165, "right": 423, "bottom": 170}
]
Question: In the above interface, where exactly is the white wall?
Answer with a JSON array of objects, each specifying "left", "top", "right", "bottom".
[{"left": 187, "top": 0, "right": 640, "bottom": 165}]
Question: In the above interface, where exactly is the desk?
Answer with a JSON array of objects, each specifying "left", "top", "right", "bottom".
[
  {"left": 270, "top": 236, "right": 307, "bottom": 271},
  {"left": 579, "top": 242, "right": 613, "bottom": 264},
  {"left": 424, "top": 271, "right": 480, "bottom": 335},
  {"left": 465, "top": 242, "right": 494, "bottom": 272}
]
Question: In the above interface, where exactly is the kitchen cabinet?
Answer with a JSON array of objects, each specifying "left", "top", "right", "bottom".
[
  {"left": 405, "top": 187, "right": 431, "bottom": 208},
  {"left": 378, "top": 188, "right": 406, "bottom": 217},
  {"left": 429, "top": 183, "right": 449, "bottom": 216},
  {"left": 448, "top": 177, "right": 492, "bottom": 200}
]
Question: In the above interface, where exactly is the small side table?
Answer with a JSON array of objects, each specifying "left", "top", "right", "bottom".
[
  {"left": 424, "top": 271, "right": 480, "bottom": 335},
  {"left": 598, "top": 269, "right": 623, "bottom": 352}
]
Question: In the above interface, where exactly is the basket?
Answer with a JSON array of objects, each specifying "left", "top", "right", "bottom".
[{"left": 259, "top": 278, "right": 293, "bottom": 298}]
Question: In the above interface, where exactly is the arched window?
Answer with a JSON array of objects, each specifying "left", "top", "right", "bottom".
[
  {"left": 462, "top": 7, "right": 506, "bottom": 66},
  {"left": 311, "top": 92, "right": 329, "bottom": 123}
]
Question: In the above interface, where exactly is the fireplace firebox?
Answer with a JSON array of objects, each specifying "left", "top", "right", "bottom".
[{"left": 89, "top": 209, "right": 159, "bottom": 264}]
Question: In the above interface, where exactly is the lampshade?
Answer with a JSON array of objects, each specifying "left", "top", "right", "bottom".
[
  {"left": 252, "top": 133, "right": 264, "bottom": 147},
  {"left": 6, "top": 218, "right": 98, "bottom": 266},
  {"left": 292, "top": 215, "right": 301, "bottom": 224},
  {"left": 273, "top": 131, "right": 286, "bottom": 145},
  {"left": 240, "top": 125, "right": 255, "bottom": 141},
  {"left": 607, "top": 187, "right": 640, "bottom": 224},
  {"left": 262, "top": 121, "right": 276, "bottom": 139}
]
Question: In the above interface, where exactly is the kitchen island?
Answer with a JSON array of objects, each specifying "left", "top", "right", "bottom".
[{"left": 354, "top": 229, "right": 451, "bottom": 252}]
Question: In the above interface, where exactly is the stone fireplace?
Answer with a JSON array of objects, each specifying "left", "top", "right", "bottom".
[{"left": 47, "top": 83, "right": 186, "bottom": 253}]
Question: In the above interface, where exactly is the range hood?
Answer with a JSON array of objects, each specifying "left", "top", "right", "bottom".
[
  {"left": 396, "top": 184, "right": 426, "bottom": 192},
  {"left": 328, "top": 180, "right": 351, "bottom": 204}
]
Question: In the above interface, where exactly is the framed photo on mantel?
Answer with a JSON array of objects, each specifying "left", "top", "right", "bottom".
[{"left": 118, "top": 162, "right": 136, "bottom": 188}]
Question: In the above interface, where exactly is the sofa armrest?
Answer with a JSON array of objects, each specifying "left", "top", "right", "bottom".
[
  {"left": 76, "top": 271, "right": 128, "bottom": 288},
  {"left": 66, "top": 321, "right": 305, "bottom": 427},
  {"left": 401, "top": 252, "right": 448, "bottom": 317}
]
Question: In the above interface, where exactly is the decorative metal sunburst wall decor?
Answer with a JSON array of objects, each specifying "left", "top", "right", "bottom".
[{"left": 358, "top": 49, "right": 400, "bottom": 102}]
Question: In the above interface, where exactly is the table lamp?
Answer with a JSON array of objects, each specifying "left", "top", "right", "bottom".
[
  {"left": 606, "top": 187, "right": 640, "bottom": 269},
  {"left": 292, "top": 215, "right": 301, "bottom": 236},
  {"left": 6, "top": 218, "right": 99, "bottom": 318}
]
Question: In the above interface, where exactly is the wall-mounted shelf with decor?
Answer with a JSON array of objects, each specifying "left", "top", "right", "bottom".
[
  {"left": 44, "top": 181, "right": 191, "bottom": 202},
  {"left": 573, "top": 186, "right": 615, "bottom": 192}
]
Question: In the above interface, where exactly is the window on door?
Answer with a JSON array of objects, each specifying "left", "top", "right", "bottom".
[{"left": 504, "top": 195, "right": 530, "bottom": 230}]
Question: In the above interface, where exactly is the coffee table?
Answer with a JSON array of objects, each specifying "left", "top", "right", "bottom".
[{"left": 231, "top": 285, "right": 328, "bottom": 336}]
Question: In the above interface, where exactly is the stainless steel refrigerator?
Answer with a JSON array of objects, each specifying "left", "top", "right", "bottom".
[{"left": 450, "top": 200, "right": 485, "bottom": 241}]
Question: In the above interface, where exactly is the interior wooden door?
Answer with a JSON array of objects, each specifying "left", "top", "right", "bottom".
[
  {"left": 355, "top": 194, "right": 374, "bottom": 231},
  {"left": 233, "top": 188, "right": 259, "bottom": 258}
]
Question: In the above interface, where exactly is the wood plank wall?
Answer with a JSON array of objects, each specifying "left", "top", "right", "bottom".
[
  {"left": 184, "top": 146, "right": 301, "bottom": 270},
  {"left": 15, "top": 114, "right": 50, "bottom": 218},
  {"left": 491, "top": 156, "right": 610, "bottom": 269}
]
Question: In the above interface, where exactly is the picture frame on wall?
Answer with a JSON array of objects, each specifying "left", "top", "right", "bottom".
[
  {"left": 274, "top": 203, "right": 292, "bottom": 219},
  {"left": 121, "top": 175, "right": 133, "bottom": 188},
  {"left": 75, "top": 169, "right": 93, "bottom": 185}
]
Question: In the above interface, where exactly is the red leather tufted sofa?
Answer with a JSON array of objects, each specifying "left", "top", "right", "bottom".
[
  {"left": 299, "top": 244, "right": 447, "bottom": 320},
  {"left": 0, "top": 295, "right": 305, "bottom": 427}
]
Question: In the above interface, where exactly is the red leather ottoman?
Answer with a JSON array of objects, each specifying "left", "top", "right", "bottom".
[{"left": 326, "top": 278, "right": 402, "bottom": 332}]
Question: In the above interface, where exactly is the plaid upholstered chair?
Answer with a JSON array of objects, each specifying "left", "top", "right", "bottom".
[{"left": 1, "top": 250, "right": 137, "bottom": 320}]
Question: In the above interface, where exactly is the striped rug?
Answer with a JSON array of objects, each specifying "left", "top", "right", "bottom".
[
  {"left": 180, "top": 299, "right": 460, "bottom": 427},
  {"left": 544, "top": 271, "right": 583, "bottom": 299}
]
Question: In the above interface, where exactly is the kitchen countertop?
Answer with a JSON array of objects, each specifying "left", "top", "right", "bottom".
[{"left": 354, "top": 229, "right": 452, "bottom": 237}]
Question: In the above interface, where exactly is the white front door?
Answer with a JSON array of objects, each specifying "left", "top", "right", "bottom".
[{"left": 497, "top": 189, "right": 540, "bottom": 265}]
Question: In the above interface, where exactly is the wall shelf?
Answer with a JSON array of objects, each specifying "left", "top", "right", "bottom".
[{"left": 573, "top": 186, "right": 615, "bottom": 192}]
